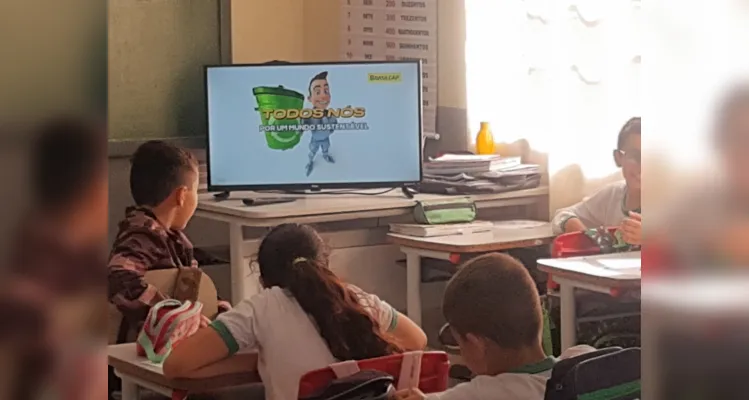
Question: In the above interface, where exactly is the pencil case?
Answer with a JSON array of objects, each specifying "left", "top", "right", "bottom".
[
  {"left": 413, "top": 197, "right": 476, "bottom": 225},
  {"left": 136, "top": 299, "right": 203, "bottom": 364}
]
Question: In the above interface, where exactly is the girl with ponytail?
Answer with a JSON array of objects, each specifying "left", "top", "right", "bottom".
[{"left": 164, "top": 223, "right": 427, "bottom": 400}]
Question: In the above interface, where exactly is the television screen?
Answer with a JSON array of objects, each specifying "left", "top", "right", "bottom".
[{"left": 205, "top": 61, "right": 423, "bottom": 191}]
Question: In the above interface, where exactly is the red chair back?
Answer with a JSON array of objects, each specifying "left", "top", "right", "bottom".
[
  {"left": 551, "top": 227, "right": 618, "bottom": 258},
  {"left": 298, "top": 351, "right": 449, "bottom": 398},
  {"left": 641, "top": 243, "right": 673, "bottom": 277},
  {"left": 548, "top": 228, "right": 618, "bottom": 291}
]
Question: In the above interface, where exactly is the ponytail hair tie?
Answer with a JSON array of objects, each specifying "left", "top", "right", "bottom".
[{"left": 292, "top": 257, "right": 308, "bottom": 266}]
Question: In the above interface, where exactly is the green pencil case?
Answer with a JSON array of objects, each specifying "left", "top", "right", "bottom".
[{"left": 413, "top": 197, "right": 476, "bottom": 225}]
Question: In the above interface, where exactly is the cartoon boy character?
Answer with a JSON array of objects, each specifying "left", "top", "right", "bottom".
[{"left": 301, "top": 71, "right": 337, "bottom": 176}]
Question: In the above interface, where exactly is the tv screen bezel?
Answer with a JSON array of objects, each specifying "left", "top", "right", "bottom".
[{"left": 204, "top": 60, "right": 424, "bottom": 192}]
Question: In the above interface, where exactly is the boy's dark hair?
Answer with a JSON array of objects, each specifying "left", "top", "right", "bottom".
[
  {"left": 308, "top": 71, "right": 329, "bottom": 94},
  {"left": 443, "top": 253, "right": 542, "bottom": 349},
  {"left": 715, "top": 84, "right": 749, "bottom": 145},
  {"left": 129, "top": 140, "right": 198, "bottom": 207},
  {"left": 257, "top": 223, "right": 401, "bottom": 361},
  {"left": 30, "top": 117, "right": 104, "bottom": 212},
  {"left": 617, "top": 117, "right": 641, "bottom": 150}
]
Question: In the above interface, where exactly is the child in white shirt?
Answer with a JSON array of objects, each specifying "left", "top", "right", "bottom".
[
  {"left": 395, "top": 253, "right": 594, "bottom": 400},
  {"left": 163, "top": 223, "right": 427, "bottom": 400},
  {"left": 552, "top": 117, "right": 642, "bottom": 245}
]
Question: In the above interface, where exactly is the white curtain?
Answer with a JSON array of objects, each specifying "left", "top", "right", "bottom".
[{"left": 465, "top": 0, "right": 642, "bottom": 178}]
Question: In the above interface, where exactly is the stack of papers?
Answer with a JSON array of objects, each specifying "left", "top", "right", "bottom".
[
  {"left": 419, "top": 153, "right": 542, "bottom": 195},
  {"left": 424, "top": 154, "right": 524, "bottom": 175}
]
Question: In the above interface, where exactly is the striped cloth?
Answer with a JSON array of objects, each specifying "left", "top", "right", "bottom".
[{"left": 137, "top": 299, "right": 203, "bottom": 363}]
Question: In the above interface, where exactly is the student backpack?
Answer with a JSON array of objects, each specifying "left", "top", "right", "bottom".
[
  {"left": 300, "top": 370, "right": 396, "bottom": 400},
  {"left": 544, "top": 347, "right": 641, "bottom": 400}
]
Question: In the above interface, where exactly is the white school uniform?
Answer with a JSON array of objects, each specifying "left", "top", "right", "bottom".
[
  {"left": 210, "top": 285, "right": 398, "bottom": 400},
  {"left": 426, "top": 345, "right": 595, "bottom": 400},
  {"left": 551, "top": 181, "right": 639, "bottom": 235}
]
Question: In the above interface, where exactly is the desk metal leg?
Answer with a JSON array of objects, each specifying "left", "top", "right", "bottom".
[
  {"left": 406, "top": 252, "right": 422, "bottom": 326},
  {"left": 560, "top": 283, "right": 577, "bottom": 351},
  {"left": 120, "top": 376, "right": 139, "bottom": 400},
  {"left": 229, "top": 222, "right": 245, "bottom": 305}
]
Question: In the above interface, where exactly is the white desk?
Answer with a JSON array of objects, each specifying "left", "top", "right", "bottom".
[
  {"left": 108, "top": 343, "right": 259, "bottom": 400},
  {"left": 537, "top": 252, "right": 641, "bottom": 350},
  {"left": 388, "top": 222, "right": 555, "bottom": 325},
  {"left": 196, "top": 187, "right": 550, "bottom": 304}
]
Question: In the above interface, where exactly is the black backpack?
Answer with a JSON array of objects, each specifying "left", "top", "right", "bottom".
[
  {"left": 544, "top": 347, "right": 641, "bottom": 400},
  {"left": 300, "top": 370, "right": 396, "bottom": 400}
]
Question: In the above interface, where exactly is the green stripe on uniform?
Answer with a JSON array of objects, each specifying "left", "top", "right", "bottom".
[
  {"left": 388, "top": 305, "right": 399, "bottom": 332},
  {"left": 578, "top": 380, "right": 641, "bottom": 400},
  {"left": 210, "top": 320, "right": 240, "bottom": 355},
  {"left": 509, "top": 356, "right": 557, "bottom": 374}
]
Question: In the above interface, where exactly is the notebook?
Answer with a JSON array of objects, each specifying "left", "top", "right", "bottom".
[{"left": 389, "top": 221, "right": 494, "bottom": 237}]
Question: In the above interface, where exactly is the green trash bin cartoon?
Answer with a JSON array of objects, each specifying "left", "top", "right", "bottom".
[{"left": 253, "top": 86, "right": 305, "bottom": 150}]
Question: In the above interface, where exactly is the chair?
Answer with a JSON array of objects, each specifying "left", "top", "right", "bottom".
[
  {"left": 298, "top": 351, "right": 449, "bottom": 398},
  {"left": 546, "top": 228, "right": 641, "bottom": 351},
  {"left": 640, "top": 243, "right": 673, "bottom": 277},
  {"left": 548, "top": 227, "right": 619, "bottom": 291},
  {"left": 544, "top": 347, "right": 641, "bottom": 400},
  {"left": 551, "top": 227, "right": 620, "bottom": 258}
]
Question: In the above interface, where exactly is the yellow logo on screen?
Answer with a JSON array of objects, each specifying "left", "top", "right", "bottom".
[{"left": 368, "top": 73, "right": 402, "bottom": 83}]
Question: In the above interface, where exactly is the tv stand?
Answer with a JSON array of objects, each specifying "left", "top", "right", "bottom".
[
  {"left": 214, "top": 186, "right": 417, "bottom": 200},
  {"left": 401, "top": 185, "right": 418, "bottom": 199}
]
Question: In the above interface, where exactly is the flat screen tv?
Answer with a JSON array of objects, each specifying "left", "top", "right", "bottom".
[{"left": 205, "top": 61, "right": 423, "bottom": 192}]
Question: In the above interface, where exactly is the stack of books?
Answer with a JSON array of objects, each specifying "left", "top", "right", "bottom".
[
  {"left": 420, "top": 153, "right": 542, "bottom": 194},
  {"left": 389, "top": 220, "right": 494, "bottom": 237},
  {"left": 424, "top": 154, "right": 524, "bottom": 175}
]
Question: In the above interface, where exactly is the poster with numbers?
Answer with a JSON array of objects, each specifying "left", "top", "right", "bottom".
[{"left": 341, "top": 0, "right": 437, "bottom": 133}]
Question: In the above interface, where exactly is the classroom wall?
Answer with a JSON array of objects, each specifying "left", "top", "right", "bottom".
[{"left": 230, "top": 0, "right": 470, "bottom": 153}]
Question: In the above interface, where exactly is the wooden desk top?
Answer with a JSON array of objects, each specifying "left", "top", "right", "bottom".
[
  {"left": 108, "top": 343, "right": 259, "bottom": 393},
  {"left": 388, "top": 222, "right": 554, "bottom": 253},
  {"left": 196, "top": 186, "right": 549, "bottom": 225},
  {"left": 538, "top": 252, "right": 641, "bottom": 288}
]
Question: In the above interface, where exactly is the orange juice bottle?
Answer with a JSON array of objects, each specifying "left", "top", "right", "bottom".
[{"left": 475, "top": 122, "right": 495, "bottom": 155}]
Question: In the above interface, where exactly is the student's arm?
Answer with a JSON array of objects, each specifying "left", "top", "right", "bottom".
[
  {"left": 390, "top": 310, "right": 428, "bottom": 351},
  {"left": 552, "top": 200, "right": 598, "bottom": 234},
  {"left": 162, "top": 327, "right": 231, "bottom": 379},
  {"left": 551, "top": 185, "right": 618, "bottom": 234},
  {"left": 350, "top": 286, "right": 427, "bottom": 351},
  {"left": 177, "top": 352, "right": 258, "bottom": 379},
  {"left": 620, "top": 211, "right": 642, "bottom": 245},
  {"left": 163, "top": 298, "right": 259, "bottom": 379},
  {"left": 107, "top": 234, "right": 168, "bottom": 313}
]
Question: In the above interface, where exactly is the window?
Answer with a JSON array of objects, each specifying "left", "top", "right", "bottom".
[{"left": 465, "top": 0, "right": 642, "bottom": 177}]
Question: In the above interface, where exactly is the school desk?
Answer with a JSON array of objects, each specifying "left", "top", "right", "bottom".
[
  {"left": 108, "top": 343, "right": 259, "bottom": 400},
  {"left": 537, "top": 251, "right": 641, "bottom": 351},
  {"left": 387, "top": 222, "right": 555, "bottom": 325},
  {"left": 195, "top": 187, "right": 550, "bottom": 305}
]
